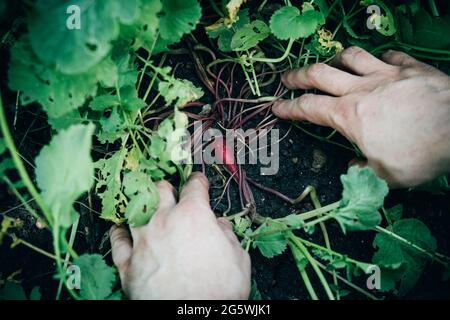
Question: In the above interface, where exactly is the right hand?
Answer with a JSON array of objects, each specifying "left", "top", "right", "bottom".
[{"left": 273, "top": 46, "right": 450, "bottom": 188}]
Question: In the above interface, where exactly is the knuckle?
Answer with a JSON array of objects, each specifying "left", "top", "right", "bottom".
[
  {"left": 156, "top": 180, "right": 175, "bottom": 193},
  {"left": 342, "top": 46, "right": 363, "bottom": 62},
  {"left": 297, "top": 93, "right": 315, "bottom": 107},
  {"left": 306, "top": 63, "right": 326, "bottom": 82}
]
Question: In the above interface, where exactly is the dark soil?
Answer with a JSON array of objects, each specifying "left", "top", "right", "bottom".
[{"left": 1, "top": 3, "right": 450, "bottom": 300}]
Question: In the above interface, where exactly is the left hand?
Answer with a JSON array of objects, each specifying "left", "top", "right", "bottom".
[{"left": 109, "top": 172, "right": 251, "bottom": 300}]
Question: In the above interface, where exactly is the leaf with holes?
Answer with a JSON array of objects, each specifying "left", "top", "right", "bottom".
[
  {"left": 95, "top": 149, "right": 127, "bottom": 223},
  {"left": 123, "top": 171, "right": 160, "bottom": 227},
  {"left": 207, "top": 9, "right": 250, "bottom": 52},
  {"left": 9, "top": 37, "right": 117, "bottom": 119},
  {"left": 231, "top": 20, "right": 270, "bottom": 51},
  {"left": 28, "top": 0, "right": 139, "bottom": 75}
]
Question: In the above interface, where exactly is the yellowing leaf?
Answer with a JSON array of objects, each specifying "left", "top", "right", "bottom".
[{"left": 226, "top": 0, "right": 247, "bottom": 23}]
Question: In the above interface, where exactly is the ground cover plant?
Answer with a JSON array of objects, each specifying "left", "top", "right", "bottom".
[{"left": 0, "top": 0, "right": 450, "bottom": 300}]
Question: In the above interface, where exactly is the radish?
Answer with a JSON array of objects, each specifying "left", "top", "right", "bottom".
[
  {"left": 211, "top": 137, "right": 255, "bottom": 209},
  {"left": 211, "top": 137, "right": 238, "bottom": 178}
]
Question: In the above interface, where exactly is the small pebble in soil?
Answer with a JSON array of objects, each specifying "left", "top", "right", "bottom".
[{"left": 311, "top": 149, "right": 327, "bottom": 173}]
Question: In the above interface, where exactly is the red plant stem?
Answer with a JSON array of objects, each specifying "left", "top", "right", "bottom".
[{"left": 246, "top": 177, "right": 295, "bottom": 204}]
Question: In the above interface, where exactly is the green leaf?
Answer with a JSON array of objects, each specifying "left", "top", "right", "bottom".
[
  {"left": 385, "top": 204, "right": 403, "bottom": 223},
  {"left": 47, "top": 109, "right": 86, "bottom": 131},
  {"left": 289, "top": 241, "right": 309, "bottom": 271},
  {"left": 334, "top": 166, "right": 388, "bottom": 233},
  {"left": 410, "top": 10, "right": 450, "bottom": 50},
  {"left": 122, "top": 0, "right": 162, "bottom": 51},
  {"left": 252, "top": 220, "right": 287, "bottom": 258},
  {"left": 9, "top": 37, "right": 117, "bottom": 119},
  {"left": 249, "top": 280, "right": 262, "bottom": 300},
  {"left": 75, "top": 254, "right": 116, "bottom": 300},
  {"left": 159, "top": 0, "right": 201, "bottom": 43},
  {"left": 207, "top": 9, "right": 250, "bottom": 52},
  {"left": 269, "top": 5, "right": 324, "bottom": 40},
  {"left": 123, "top": 171, "right": 160, "bottom": 227},
  {"left": 95, "top": 149, "right": 127, "bottom": 223},
  {"left": 361, "top": 0, "right": 396, "bottom": 36},
  {"left": 35, "top": 124, "right": 95, "bottom": 227},
  {"left": 28, "top": 0, "right": 138, "bottom": 75},
  {"left": 231, "top": 20, "right": 270, "bottom": 51},
  {"left": 97, "top": 107, "right": 126, "bottom": 144},
  {"left": 89, "top": 95, "right": 120, "bottom": 111},
  {"left": 119, "top": 86, "right": 147, "bottom": 112},
  {"left": 0, "top": 282, "right": 27, "bottom": 300},
  {"left": 413, "top": 174, "right": 450, "bottom": 195},
  {"left": 158, "top": 77, "right": 203, "bottom": 108},
  {"left": 372, "top": 218, "right": 437, "bottom": 296}
]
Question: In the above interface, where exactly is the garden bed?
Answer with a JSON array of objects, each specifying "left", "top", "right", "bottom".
[{"left": 1, "top": 0, "right": 450, "bottom": 300}]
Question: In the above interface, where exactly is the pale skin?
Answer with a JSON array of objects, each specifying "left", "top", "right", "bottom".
[{"left": 110, "top": 47, "right": 450, "bottom": 299}]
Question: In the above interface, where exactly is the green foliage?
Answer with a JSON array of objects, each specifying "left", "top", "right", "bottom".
[
  {"left": 334, "top": 167, "right": 388, "bottom": 233},
  {"left": 159, "top": 0, "right": 202, "bottom": 43},
  {"left": 75, "top": 254, "right": 118, "bottom": 300},
  {"left": 0, "top": 282, "right": 41, "bottom": 300},
  {"left": 9, "top": 37, "right": 117, "bottom": 119},
  {"left": 123, "top": 171, "right": 159, "bottom": 227},
  {"left": 95, "top": 149, "right": 127, "bottom": 223},
  {"left": 28, "top": 0, "right": 138, "bottom": 75},
  {"left": 249, "top": 280, "right": 262, "bottom": 300},
  {"left": 361, "top": 0, "right": 396, "bottom": 36},
  {"left": 252, "top": 220, "right": 287, "bottom": 258},
  {"left": 385, "top": 204, "right": 403, "bottom": 223},
  {"left": 269, "top": 4, "right": 324, "bottom": 40},
  {"left": 396, "top": 6, "right": 450, "bottom": 50},
  {"left": 413, "top": 174, "right": 450, "bottom": 195},
  {"left": 372, "top": 219, "right": 437, "bottom": 296},
  {"left": 231, "top": 20, "right": 270, "bottom": 51},
  {"left": 207, "top": 9, "right": 250, "bottom": 52},
  {"left": 159, "top": 78, "right": 204, "bottom": 108},
  {"left": 35, "top": 124, "right": 95, "bottom": 228}
]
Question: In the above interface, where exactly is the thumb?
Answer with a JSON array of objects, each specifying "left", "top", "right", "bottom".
[{"left": 110, "top": 225, "right": 132, "bottom": 279}]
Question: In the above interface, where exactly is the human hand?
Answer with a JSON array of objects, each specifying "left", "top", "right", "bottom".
[
  {"left": 109, "top": 172, "right": 251, "bottom": 300},
  {"left": 273, "top": 46, "right": 450, "bottom": 187}
]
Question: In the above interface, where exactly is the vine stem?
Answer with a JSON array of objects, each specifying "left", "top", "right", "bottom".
[
  {"left": 0, "top": 92, "right": 52, "bottom": 224},
  {"left": 289, "top": 233, "right": 336, "bottom": 300},
  {"left": 2, "top": 176, "right": 44, "bottom": 226},
  {"left": 289, "top": 241, "right": 318, "bottom": 300},
  {"left": 11, "top": 235, "right": 57, "bottom": 261},
  {"left": 250, "top": 38, "right": 295, "bottom": 64},
  {"left": 428, "top": 0, "right": 439, "bottom": 17},
  {"left": 310, "top": 188, "right": 339, "bottom": 299}
]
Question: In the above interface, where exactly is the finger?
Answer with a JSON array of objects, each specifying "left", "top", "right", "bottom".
[
  {"left": 130, "top": 180, "right": 177, "bottom": 239},
  {"left": 217, "top": 218, "right": 241, "bottom": 246},
  {"left": 178, "top": 172, "right": 210, "bottom": 206},
  {"left": 282, "top": 63, "right": 361, "bottom": 96},
  {"left": 332, "top": 46, "right": 391, "bottom": 75},
  {"left": 110, "top": 225, "right": 132, "bottom": 278},
  {"left": 382, "top": 50, "right": 422, "bottom": 68},
  {"left": 272, "top": 94, "right": 351, "bottom": 130}
]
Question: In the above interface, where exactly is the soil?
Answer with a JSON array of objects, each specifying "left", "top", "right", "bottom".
[{"left": 1, "top": 7, "right": 450, "bottom": 300}]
